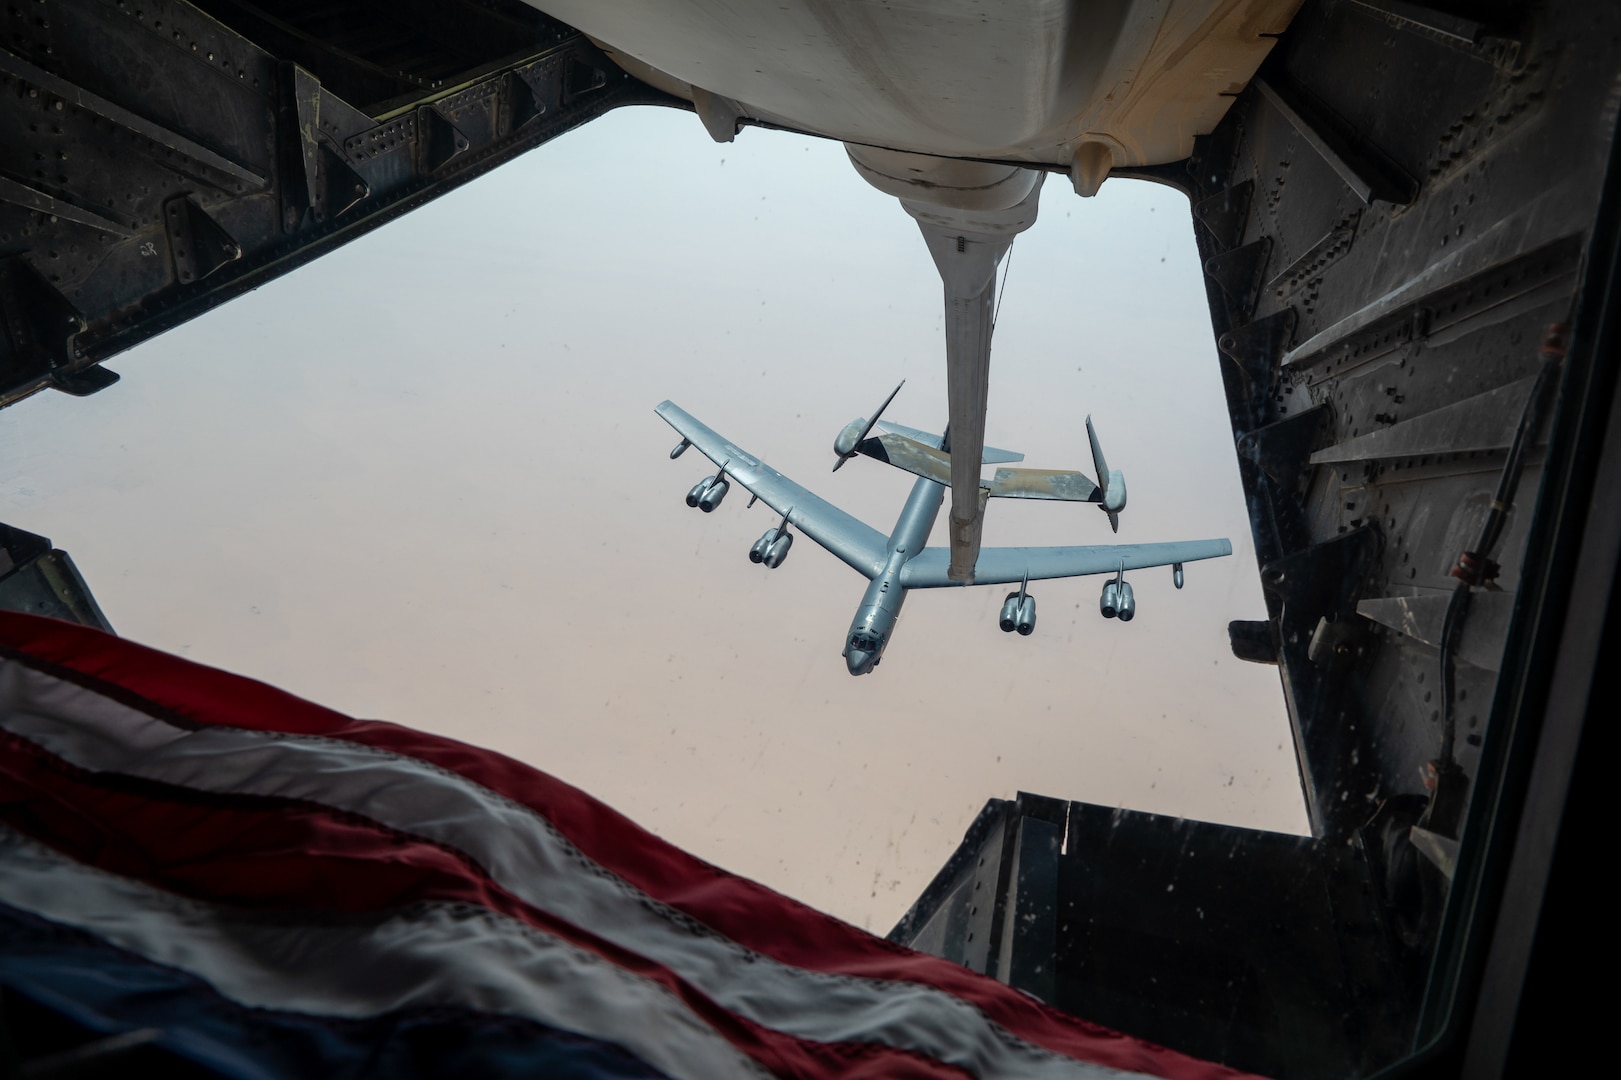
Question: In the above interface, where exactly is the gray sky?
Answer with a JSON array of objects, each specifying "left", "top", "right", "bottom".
[{"left": 0, "top": 105, "right": 1304, "bottom": 931}]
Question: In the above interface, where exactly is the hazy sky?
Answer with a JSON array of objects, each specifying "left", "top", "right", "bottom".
[{"left": 0, "top": 105, "right": 1305, "bottom": 930}]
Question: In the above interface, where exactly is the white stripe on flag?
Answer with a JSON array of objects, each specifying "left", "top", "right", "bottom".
[
  {"left": 0, "top": 660, "right": 1144, "bottom": 1080},
  {"left": 0, "top": 826, "right": 770, "bottom": 1080}
]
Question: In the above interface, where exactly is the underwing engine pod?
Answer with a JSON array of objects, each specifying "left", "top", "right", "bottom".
[
  {"left": 1001, "top": 575, "right": 1034, "bottom": 634},
  {"left": 763, "top": 532, "right": 794, "bottom": 568},
  {"left": 690, "top": 463, "right": 729, "bottom": 512},
  {"left": 750, "top": 528, "right": 780, "bottom": 563},
  {"left": 1015, "top": 594, "right": 1037, "bottom": 636},
  {"left": 686, "top": 476, "right": 715, "bottom": 507},
  {"left": 696, "top": 477, "right": 730, "bottom": 512},
  {"left": 1173, "top": 562, "right": 1185, "bottom": 589},
  {"left": 999, "top": 592, "right": 1020, "bottom": 632},
  {"left": 753, "top": 509, "right": 794, "bottom": 566},
  {"left": 1100, "top": 580, "right": 1120, "bottom": 618},
  {"left": 1100, "top": 563, "right": 1130, "bottom": 620}
]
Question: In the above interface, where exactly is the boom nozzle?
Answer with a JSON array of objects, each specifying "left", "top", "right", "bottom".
[
  {"left": 833, "top": 379, "right": 905, "bottom": 471},
  {"left": 1086, "top": 415, "right": 1126, "bottom": 524}
]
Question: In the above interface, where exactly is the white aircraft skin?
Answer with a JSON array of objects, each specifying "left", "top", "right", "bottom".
[
  {"left": 534, "top": 0, "right": 1300, "bottom": 582},
  {"left": 657, "top": 400, "right": 1231, "bottom": 676},
  {"left": 526, "top": 1, "right": 1302, "bottom": 171}
]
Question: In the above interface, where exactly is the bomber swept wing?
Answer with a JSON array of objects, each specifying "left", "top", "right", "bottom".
[
  {"left": 869, "top": 421, "right": 1024, "bottom": 464},
  {"left": 656, "top": 401, "right": 890, "bottom": 579}
]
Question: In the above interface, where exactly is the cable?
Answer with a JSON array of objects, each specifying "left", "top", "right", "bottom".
[
  {"left": 990, "top": 240, "right": 1015, "bottom": 337},
  {"left": 1436, "top": 322, "right": 1569, "bottom": 773}
]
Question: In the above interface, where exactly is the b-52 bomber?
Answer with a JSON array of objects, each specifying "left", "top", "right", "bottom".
[{"left": 657, "top": 384, "right": 1231, "bottom": 675}]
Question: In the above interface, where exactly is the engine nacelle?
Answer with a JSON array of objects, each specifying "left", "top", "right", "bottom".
[
  {"left": 833, "top": 418, "right": 867, "bottom": 458},
  {"left": 749, "top": 528, "right": 781, "bottom": 563},
  {"left": 998, "top": 592, "right": 1020, "bottom": 633},
  {"left": 763, "top": 533, "right": 794, "bottom": 568},
  {"left": 696, "top": 478, "right": 729, "bottom": 512},
  {"left": 1173, "top": 563, "right": 1184, "bottom": 590},
  {"left": 1015, "top": 595, "right": 1037, "bottom": 636},
  {"left": 685, "top": 476, "right": 715, "bottom": 507},
  {"left": 1117, "top": 582, "right": 1136, "bottom": 622},
  {"left": 1100, "top": 580, "right": 1120, "bottom": 618}
]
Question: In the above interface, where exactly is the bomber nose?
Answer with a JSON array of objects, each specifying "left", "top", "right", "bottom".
[{"left": 845, "top": 648, "right": 875, "bottom": 676}]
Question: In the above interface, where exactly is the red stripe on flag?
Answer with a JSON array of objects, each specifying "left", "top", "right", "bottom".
[
  {"left": 0, "top": 613, "right": 1252, "bottom": 1080},
  {"left": 0, "top": 725, "right": 973, "bottom": 1080}
]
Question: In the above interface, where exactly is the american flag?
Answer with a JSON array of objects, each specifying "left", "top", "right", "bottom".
[{"left": 0, "top": 612, "right": 1249, "bottom": 1079}]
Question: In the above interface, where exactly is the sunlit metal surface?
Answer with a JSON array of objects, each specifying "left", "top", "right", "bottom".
[{"left": 525, "top": 0, "right": 1302, "bottom": 169}]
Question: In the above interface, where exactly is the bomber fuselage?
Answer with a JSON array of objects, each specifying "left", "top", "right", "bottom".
[{"left": 843, "top": 477, "right": 943, "bottom": 675}]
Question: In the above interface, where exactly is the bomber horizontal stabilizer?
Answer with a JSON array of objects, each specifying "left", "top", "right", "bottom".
[
  {"left": 855, "top": 432, "right": 952, "bottom": 485},
  {"left": 857, "top": 432, "right": 1103, "bottom": 503},
  {"left": 874, "top": 421, "right": 1023, "bottom": 464},
  {"left": 987, "top": 467, "right": 1102, "bottom": 503}
]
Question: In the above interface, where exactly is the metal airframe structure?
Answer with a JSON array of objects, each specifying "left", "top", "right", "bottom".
[{"left": 1, "top": 0, "right": 1614, "bottom": 1075}]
